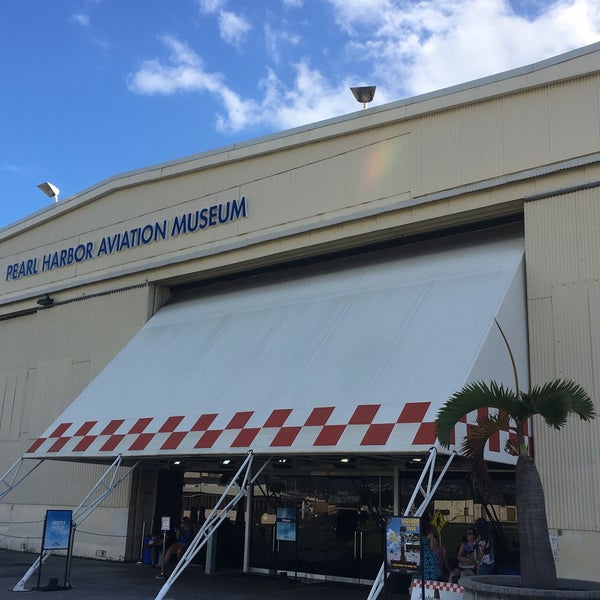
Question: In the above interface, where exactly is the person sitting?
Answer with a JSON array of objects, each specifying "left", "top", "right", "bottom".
[
  {"left": 163, "top": 517, "right": 195, "bottom": 566},
  {"left": 145, "top": 530, "right": 175, "bottom": 568},
  {"left": 448, "top": 527, "right": 478, "bottom": 582}
]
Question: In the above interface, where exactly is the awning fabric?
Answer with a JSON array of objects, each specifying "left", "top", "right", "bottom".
[{"left": 26, "top": 227, "right": 528, "bottom": 463}]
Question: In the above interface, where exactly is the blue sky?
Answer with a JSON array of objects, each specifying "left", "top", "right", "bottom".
[{"left": 2, "top": 0, "right": 600, "bottom": 229}]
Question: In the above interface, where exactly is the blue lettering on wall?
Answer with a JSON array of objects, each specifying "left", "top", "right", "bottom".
[
  {"left": 4, "top": 197, "right": 248, "bottom": 283},
  {"left": 171, "top": 197, "right": 247, "bottom": 238}
]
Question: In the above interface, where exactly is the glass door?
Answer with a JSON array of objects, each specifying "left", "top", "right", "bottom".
[{"left": 249, "top": 474, "right": 393, "bottom": 583}]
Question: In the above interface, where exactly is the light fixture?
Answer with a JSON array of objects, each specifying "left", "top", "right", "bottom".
[
  {"left": 350, "top": 86, "right": 376, "bottom": 109},
  {"left": 37, "top": 181, "right": 60, "bottom": 203},
  {"left": 36, "top": 294, "right": 54, "bottom": 307},
  {"left": 173, "top": 460, "right": 181, "bottom": 466},
  {"left": 220, "top": 458, "right": 232, "bottom": 466}
]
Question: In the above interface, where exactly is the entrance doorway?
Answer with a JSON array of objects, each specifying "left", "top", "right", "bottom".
[{"left": 249, "top": 474, "right": 393, "bottom": 583}]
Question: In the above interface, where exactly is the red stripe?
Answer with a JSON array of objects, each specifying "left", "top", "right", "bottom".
[
  {"left": 361, "top": 423, "right": 394, "bottom": 445},
  {"left": 73, "top": 436, "right": 97, "bottom": 452},
  {"left": 129, "top": 433, "right": 154, "bottom": 451},
  {"left": 74, "top": 421, "right": 97, "bottom": 436},
  {"left": 195, "top": 430, "right": 222, "bottom": 448},
  {"left": 129, "top": 418, "right": 153, "bottom": 434},
  {"left": 314, "top": 425, "right": 346, "bottom": 446},
  {"left": 231, "top": 428, "right": 260, "bottom": 447},
  {"left": 27, "top": 438, "right": 47, "bottom": 454},
  {"left": 227, "top": 412, "right": 254, "bottom": 429},
  {"left": 264, "top": 409, "right": 292, "bottom": 428},
  {"left": 349, "top": 405, "right": 380, "bottom": 425},
  {"left": 191, "top": 414, "right": 218, "bottom": 431},
  {"left": 100, "top": 435, "right": 125, "bottom": 451},
  {"left": 412, "top": 422, "right": 437, "bottom": 445},
  {"left": 159, "top": 416, "right": 184, "bottom": 433},
  {"left": 48, "top": 437, "right": 70, "bottom": 453},
  {"left": 49, "top": 423, "right": 72, "bottom": 438},
  {"left": 161, "top": 431, "right": 188, "bottom": 450},
  {"left": 101, "top": 420, "right": 125, "bottom": 435},
  {"left": 397, "top": 402, "right": 430, "bottom": 423},
  {"left": 270, "top": 427, "right": 301, "bottom": 447},
  {"left": 305, "top": 407, "right": 334, "bottom": 426}
]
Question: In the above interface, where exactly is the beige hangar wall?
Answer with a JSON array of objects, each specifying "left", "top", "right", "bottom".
[
  {"left": 525, "top": 189, "right": 600, "bottom": 580},
  {"left": 0, "top": 285, "right": 153, "bottom": 559}
]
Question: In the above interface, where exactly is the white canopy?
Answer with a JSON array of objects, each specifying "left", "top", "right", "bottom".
[{"left": 26, "top": 227, "right": 528, "bottom": 463}]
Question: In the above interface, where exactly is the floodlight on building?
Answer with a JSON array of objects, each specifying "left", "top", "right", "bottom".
[
  {"left": 37, "top": 181, "right": 60, "bottom": 203},
  {"left": 36, "top": 294, "right": 54, "bottom": 307},
  {"left": 350, "top": 86, "right": 376, "bottom": 109}
]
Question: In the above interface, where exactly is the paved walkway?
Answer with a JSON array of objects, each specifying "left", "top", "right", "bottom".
[{"left": 0, "top": 549, "right": 410, "bottom": 599}]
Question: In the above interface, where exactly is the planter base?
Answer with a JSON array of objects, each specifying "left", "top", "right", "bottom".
[{"left": 461, "top": 575, "right": 600, "bottom": 600}]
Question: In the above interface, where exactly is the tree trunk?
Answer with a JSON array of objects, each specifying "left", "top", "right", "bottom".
[{"left": 515, "top": 454, "right": 557, "bottom": 589}]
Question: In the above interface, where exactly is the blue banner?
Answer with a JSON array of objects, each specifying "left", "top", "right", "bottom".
[
  {"left": 43, "top": 510, "right": 73, "bottom": 550},
  {"left": 276, "top": 507, "right": 297, "bottom": 542}
]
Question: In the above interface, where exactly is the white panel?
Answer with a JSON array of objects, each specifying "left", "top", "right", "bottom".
[{"left": 27, "top": 227, "right": 526, "bottom": 461}]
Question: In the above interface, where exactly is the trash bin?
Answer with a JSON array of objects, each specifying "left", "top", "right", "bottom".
[{"left": 143, "top": 537, "right": 152, "bottom": 565}]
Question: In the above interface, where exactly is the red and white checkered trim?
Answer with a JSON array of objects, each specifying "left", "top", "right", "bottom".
[
  {"left": 26, "top": 402, "right": 436, "bottom": 457},
  {"left": 25, "top": 401, "right": 531, "bottom": 460},
  {"left": 411, "top": 579, "right": 464, "bottom": 594}
]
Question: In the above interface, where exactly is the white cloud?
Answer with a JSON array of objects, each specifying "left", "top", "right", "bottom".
[
  {"left": 127, "top": 36, "right": 223, "bottom": 95},
  {"left": 71, "top": 13, "right": 91, "bottom": 27},
  {"left": 326, "top": 0, "right": 600, "bottom": 96},
  {"left": 128, "top": 1, "right": 600, "bottom": 136},
  {"left": 197, "top": 0, "right": 225, "bottom": 14},
  {"left": 218, "top": 10, "right": 252, "bottom": 45},
  {"left": 264, "top": 23, "right": 300, "bottom": 64}
]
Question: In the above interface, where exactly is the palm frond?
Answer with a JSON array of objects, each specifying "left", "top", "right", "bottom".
[
  {"left": 436, "top": 381, "right": 518, "bottom": 448},
  {"left": 461, "top": 413, "right": 511, "bottom": 505},
  {"left": 526, "top": 379, "right": 595, "bottom": 429}
]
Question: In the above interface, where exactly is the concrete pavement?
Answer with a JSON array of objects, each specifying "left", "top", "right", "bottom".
[{"left": 0, "top": 549, "right": 410, "bottom": 599}]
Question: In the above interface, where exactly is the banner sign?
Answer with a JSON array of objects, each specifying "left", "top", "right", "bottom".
[
  {"left": 42, "top": 510, "right": 73, "bottom": 550},
  {"left": 386, "top": 515, "right": 421, "bottom": 572},
  {"left": 276, "top": 507, "right": 297, "bottom": 542}
]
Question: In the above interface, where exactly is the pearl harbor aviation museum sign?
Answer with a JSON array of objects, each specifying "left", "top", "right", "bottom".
[{"left": 5, "top": 197, "right": 248, "bottom": 282}]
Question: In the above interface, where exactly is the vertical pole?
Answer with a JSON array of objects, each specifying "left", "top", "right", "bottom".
[
  {"left": 393, "top": 468, "right": 400, "bottom": 515},
  {"left": 64, "top": 523, "right": 75, "bottom": 588},
  {"left": 243, "top": 478, "right": 253, "bottom": 573},
  {"left": 138, "top": 521, "right": 146, "bottom": 563}
]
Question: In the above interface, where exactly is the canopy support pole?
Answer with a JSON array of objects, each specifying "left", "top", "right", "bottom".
[
  {"left": 0, "top": 456, "right": 44, "bottom": 502},
  {"left": 155, "top": 450, "right": 270, "bottom": 600},
  {"left": 12, "top": 454, "right": 138, "bottom": 592},
  {"left": 366, "top": 448, "right": 456, "bottom": 600}
]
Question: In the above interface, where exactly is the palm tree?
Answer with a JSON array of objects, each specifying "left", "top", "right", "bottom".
[{"left": 436, "top": 348, "right": 594, "bottom": 589}]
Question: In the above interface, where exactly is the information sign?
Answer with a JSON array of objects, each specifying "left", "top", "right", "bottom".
[
  {"left": 386, "top": 516, "right": 421, "bottom": 572},
  {"left": 276, "top": 507, "right": 297, "bottom": 542},
  {"left": 161, "top": 516, "right": 171, "bottom": 532},
  {"left": 42, "top": 510, "right": 73, "bottom": 550}
]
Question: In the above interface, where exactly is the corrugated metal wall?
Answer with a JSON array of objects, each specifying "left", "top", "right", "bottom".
[
  {"left": 525, "top": 188, "right": 600, "bottom": 533},
  {"left": 0, "top": 284, "right": 152, "bottom": 507}
]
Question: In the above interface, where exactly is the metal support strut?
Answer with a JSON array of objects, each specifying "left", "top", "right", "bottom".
[
  {"left": 0, "top": 457, "right": 44, "bottom": 502},
  {"left": 366, "top": 447, "right": 456, "bottom": 600},
  {"left": 12, "top": 454, "right": 139, "bottom": 592},
  {"left": 155, "top": 450, "right": 270, "bottom": 600}
]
